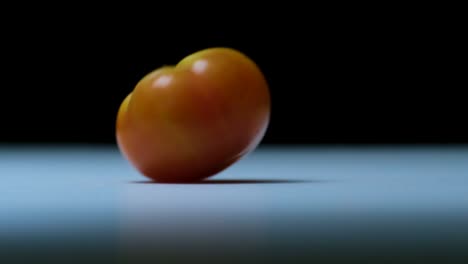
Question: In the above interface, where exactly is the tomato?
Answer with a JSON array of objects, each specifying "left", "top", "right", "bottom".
[{"left": 116, "top": 47, "right": 271, "bottom": 182}]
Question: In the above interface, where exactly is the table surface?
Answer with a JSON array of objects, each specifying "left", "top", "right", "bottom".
[{"left": 1, "top": 144, "right": 468, "bottom": 263}]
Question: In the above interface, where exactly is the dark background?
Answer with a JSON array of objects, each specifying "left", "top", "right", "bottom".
[{"left": 1, "top": 11, "right": 465, "bottom": 145}]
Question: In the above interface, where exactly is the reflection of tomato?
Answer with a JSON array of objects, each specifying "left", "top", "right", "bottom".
[{"left": 116, "top": 47, "right": 271, "bottom": 182}]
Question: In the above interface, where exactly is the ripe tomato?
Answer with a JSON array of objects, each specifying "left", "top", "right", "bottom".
[{"left": 116, "top": 47, "right": 271, "bottom": 182}]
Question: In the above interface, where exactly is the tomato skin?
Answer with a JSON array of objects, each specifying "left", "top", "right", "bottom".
[{"left": 116, "top": 47, "right": 270, "bottom": 182}]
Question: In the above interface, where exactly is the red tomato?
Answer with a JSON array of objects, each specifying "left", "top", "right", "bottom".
[{"left": 116, "top": 47, "right": 271, "bottom": 182}]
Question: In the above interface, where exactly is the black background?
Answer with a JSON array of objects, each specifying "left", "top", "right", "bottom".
[{"left": 1, "top": 10, "right": 465, "bottom": 145}]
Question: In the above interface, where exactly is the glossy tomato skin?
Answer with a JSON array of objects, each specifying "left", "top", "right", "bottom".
[{"left": 116, "top": 47, "right": 270, "bottom": 182}]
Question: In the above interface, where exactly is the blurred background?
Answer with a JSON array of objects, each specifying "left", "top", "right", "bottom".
[{"left": 1, "top": 10, "right": 465, "bottom": 146}]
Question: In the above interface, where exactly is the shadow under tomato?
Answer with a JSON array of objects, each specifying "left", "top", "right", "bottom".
[{"left": 130, "top": 179, "right": 329, "bottom": 184}]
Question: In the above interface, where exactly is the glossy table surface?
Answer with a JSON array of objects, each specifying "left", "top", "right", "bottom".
[{"left": 1, "top": 144, "right": 468, "bottom": 263}]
